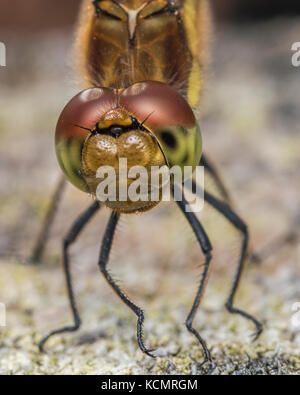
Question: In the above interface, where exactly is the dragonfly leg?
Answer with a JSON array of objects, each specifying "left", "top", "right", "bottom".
[
  {"left": 196, "top": 183, "right": 263, "bottom": 341},
  {"left": 98, "top": 211, "right": 156, "bottom": 358},
  {"left": 39, "top": 201, "right": 101, "bottom": 353},
  {"left": 175, "top": 185, "right": 213, "bottom": 366},
  {"left": 200, "top": 154, "right": 231, "bottom": 204},
  {"left": 200, "top": 155, "right": 271, "bottom": 267},
  {"left": 30, "top": 175, "right": 66, "bottom": 264}
]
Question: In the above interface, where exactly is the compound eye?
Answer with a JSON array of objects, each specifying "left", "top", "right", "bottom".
[
  {"left": 120, "top": 81, "right": 196, "bottom": 129},
  {"left": 120, "top": 81, "right": 202, "bottom": 171},
  {"left": 55, "top": 88, "right": 117, "bottom": 192},
  {"left": 155, "top": 125, "right": 202, "bottom": 172}
]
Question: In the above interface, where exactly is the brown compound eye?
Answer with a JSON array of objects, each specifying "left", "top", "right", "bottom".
[
  {"left": 120, "top": 81, "right": 202, "bottom": 171},
  {"left": 55, "top": 88, "right": 117, "bottom": 144},
  {"left": 120, "top": 81, "right": 196, "bottom": 129},
  {"left": 55, "top": 88, "right": 117, "bottom": 192}
]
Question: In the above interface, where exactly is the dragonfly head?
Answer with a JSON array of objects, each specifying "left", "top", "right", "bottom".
[
  {"left": 81, "top": 106, "right": 167, "bottom": 212},
  {"left": 55, "top": 82, "right": 201, "bottom": 213}
]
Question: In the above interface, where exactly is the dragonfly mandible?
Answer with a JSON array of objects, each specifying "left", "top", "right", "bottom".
[{"left": 39, "top": 0, "right": 262, "bottom": 365}]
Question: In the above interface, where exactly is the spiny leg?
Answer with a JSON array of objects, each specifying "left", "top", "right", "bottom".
[
  {"left": 30, "top": 175, "right": 66, "bottom": 264},
  {"left": 200, "top": 155, "right": 289, "bottom": 267},
  {"left": 39, "top": 201, "right": 101, "bottom": 352},
  {"left": 191, "top": 180, "right": 263, "bottom": 340},
  {"left": 98, "top": 211, "right": 155, "bottom": 358},
  {"left": 174, "top": 185, "right": 213, "bottom": 366},
  {"left": 200, "top": 154, "right": 231, "bottom": 205},
  {"left": 200, "top": 154, "right": 272, "bottom": 267}
]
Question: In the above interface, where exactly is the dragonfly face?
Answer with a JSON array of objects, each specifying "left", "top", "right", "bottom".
[{"left": 55, "top": 81, "right": 201, "bottom": 213}]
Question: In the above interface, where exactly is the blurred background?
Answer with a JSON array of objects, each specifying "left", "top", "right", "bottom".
[{"left": 0, "top": 0, "right": 299, "bottom": 375}]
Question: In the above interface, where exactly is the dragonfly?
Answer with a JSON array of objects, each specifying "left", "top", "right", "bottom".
[{"left": 38, "top": 0, "right": 262, "bottom": 365}]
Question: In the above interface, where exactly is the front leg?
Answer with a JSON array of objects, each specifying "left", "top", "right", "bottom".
[
  {"left": 39, "top": 201, "right": 101, "bottom": 352},
  {"left": 174, "top": 185, "right": 213, "bottom": 367},
  {"left": 98, "top": 211, "right": 155, "bottom": 357}
]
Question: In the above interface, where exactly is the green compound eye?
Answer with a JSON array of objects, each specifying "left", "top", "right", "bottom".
[
  {"left": 56, "top": 136, "right": 89, "bottom": 193},
  {"left": 55, "top": 88, "right": 117, "bottom": 192},
  {"left": 160, "top": 130, "right": 177, "bottom": 149},
  {"left": 154, "top": 124, "right": 202, "bottom": 173}
]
